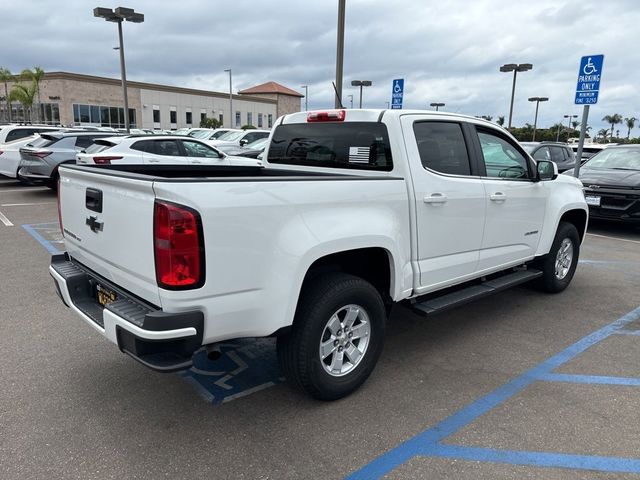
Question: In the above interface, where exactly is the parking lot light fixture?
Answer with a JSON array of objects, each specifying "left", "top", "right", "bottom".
[
  {"left": 500, "top": 62, "right": 533, "bottom": 129},
  {"left": 528, "top": 96, "right": 549, "bottom": 141},
  {"left": 430, "top": 102, "right": 445, "bottom": 111},
  {"left": 94, "top": 6, "right": 144, "bottom": 133},
  {"left": 350, "top": 80, "right": 372, "bottom": 108},
  {"left": 224, "top": 69, "right": 232, "bottom": 128},
  {"left": 300, "top": 85, "right": 308, "bottom": 111}
]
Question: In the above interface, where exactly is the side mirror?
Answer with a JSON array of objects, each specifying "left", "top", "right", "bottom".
[
  {"left": 239, "top": 139, "right": 248, "bottom": 146},
  {"left": 536, "top": 160, "right": 558, "bottom": 181}
]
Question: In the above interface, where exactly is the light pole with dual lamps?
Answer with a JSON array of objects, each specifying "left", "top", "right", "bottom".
[
  {"left": 500, "top": 62, "right": 533, "bottom": 129},
  {"left": 351, "top": 80, "right": 372, "bottom": 108},
  {"left": 527, "top": 96, "right": 548, "bottom": 141},
  {"left": 430, "top": 102, "right": 445, "bottom": 111},
  {"left": 94, "top": 6, "right": 144, "bottom": 133}
]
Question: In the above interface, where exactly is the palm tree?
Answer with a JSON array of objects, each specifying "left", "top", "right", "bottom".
[
  {"left": 0, "top": 67, "right": 13, "bottom": 123},
  {"left": 597, "top": 128, "right": 610, "bottom": 143},
  {"left": 496, "top": 116, "right": 505, "bottom": 126},
  {"left": 602, "top": 114, "right": 622, "bottom": 139},
  {"left": 571, "top": 120, "right": 580, "bottom": 130},
  {"left": 625, "top": 117, "right": 637, "bottom": 139},
  {"left": 9, "top": 81, "right": 37, "bottom": 123},
  {"left": 21, "top": 67, "right": 45, "bottom": 122}
]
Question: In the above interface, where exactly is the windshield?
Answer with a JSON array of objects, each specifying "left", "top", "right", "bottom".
[
  {"left": 191, "top": 130, "right": 213, "bottom": 139},
  {"left": 217, "top": 130, "right": 244, "bottom": 141},
  {"left": 174, "top": 128, "right": 190, "bottom": 136},
  {"left": 585, "top": 148, "right": 640, "bottom": 170},
  {"left": 520, "top": 143, "right": 537, "bottom": 153},
  {"left": 246, "top": 138, "right": 268, "bottom": 150},
  {"left": 268, "top": 122, "right": 393, "bottom": 171}
]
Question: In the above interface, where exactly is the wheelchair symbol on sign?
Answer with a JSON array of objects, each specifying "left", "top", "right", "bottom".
[
  {"left": 583, "top": 57, "right": 597, "bottom": 75},
  {"left": 393, "top": 81, "right": 402, "bottom": 93}
]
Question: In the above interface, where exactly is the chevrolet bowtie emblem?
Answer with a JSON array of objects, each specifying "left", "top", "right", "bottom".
[{"left": 86, "top": 216, "right": 104, "bottom": 233}]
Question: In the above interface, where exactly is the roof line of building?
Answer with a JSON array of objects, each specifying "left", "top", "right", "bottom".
[{"left": 41, "top": 71, "right": 277, "bottom": 104}]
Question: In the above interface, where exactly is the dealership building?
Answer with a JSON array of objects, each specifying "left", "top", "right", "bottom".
[{"left": 0, "top": 71, "right": 303, "bottom": 130}]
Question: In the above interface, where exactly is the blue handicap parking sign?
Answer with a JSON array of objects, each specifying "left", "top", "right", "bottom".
[
  {"left": 391, "top": 78, "right": 404, "bottom": 109},
  {"left": 575, "top": 55, "right": 604, "bottom": 105}
]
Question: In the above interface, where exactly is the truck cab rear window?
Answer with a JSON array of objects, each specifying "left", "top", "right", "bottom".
[{"left": 267, "top": 122, "right": 393, "bottom": 171}]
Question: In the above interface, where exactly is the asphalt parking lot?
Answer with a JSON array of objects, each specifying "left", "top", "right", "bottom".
[{"left": 1, "top": 177, "right": 640, "bottom": 480}]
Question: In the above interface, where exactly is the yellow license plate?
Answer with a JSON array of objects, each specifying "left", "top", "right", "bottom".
[{"left": 96, "top": 283, "right": 117, "bottom": 307}]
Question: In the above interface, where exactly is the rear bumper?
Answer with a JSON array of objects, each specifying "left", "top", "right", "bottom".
[{"left": 50, "top": 253, "right": 204, "bottom": 372}]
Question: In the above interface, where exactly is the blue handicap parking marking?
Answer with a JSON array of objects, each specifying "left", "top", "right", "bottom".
[
  {"left": 181, "top": 338, "right": 284, "bottom": 405},
  {"left": 347, "top": 306, "right": 640, "bottom": 479},
  {"left": 23, "top": 222, "right": 64, "bottom": 254}
]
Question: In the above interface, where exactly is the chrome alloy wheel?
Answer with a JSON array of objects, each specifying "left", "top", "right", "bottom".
[
  {"left": 555, "top": 238, "right": 574, "bottom": 280},
  {"left": 319, "top": 304, "right": 371, "bottom": 377}
]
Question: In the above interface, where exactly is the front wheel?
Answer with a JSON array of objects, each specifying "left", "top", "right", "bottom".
[
  {"left": 533, "top": 222, "right": 580, "bottom": 293},
  {"left": 277, "top": 272, "right": 386, "bottom": 401}
]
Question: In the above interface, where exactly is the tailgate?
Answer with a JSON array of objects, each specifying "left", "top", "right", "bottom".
[{"left": 58, "top": 166, "right": 161, "bottom": 306}]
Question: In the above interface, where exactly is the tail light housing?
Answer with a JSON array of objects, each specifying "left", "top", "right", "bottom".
[
  {"left": 153, "top": 200, "right": 205, "bottom": 289},
  {"left": 307, "top": 110, "right": 346, "bottom": 122},
  {"left": 93, "top": 156, "right": 122, "bottom": 165},
  {"left": 32, "top": 150, "right": 52, "bottom": 159}
]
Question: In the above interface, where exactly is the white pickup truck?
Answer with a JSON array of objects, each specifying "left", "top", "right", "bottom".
[{"left": 50, "top": 109, "right": 588, "bottom": 400}]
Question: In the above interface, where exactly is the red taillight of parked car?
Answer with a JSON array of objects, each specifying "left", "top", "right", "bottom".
[
  {"left": 93, "top": 156, "right": 123, "bottom": 165},
  {"left": 153, "top": 200, "right": 205, "bottom": 289},
  {"left": 307, "top": 110, "right": 346, "bottom": 122},
  {"left": 32, "top": 150, "right": 52, "bottom": 159}
]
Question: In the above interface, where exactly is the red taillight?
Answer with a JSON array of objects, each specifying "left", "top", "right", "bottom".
[
  {"left": 57, "top": 178, "right": 63, "bottom": 237},
  {"left": 153, "top": 201, "right": 204, "bottom": 289},
  {"left": 33, "top": 150, "right": 52, "bottom": 159},
  {"left": 0, "top": 150, "right": 4, "bottom": 156},
  {"left": 93, "top": 156, "right": 122, "bottom": 165},
  {"left": 307, "top": 110, "right": 346, "bottom": 122}
]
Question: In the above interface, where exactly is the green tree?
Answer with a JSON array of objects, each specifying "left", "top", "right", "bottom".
[
  {"left": 200, "top": 116, "right": 221, "bottom": 128},
  {"left": 9, "top": 81, "right": 37, "bottom": 123},
  {"left": 496, "top": 116, "right": 505, "bottom": 126},
  {"left": 0, "top": 67, "right": 13, "bottom": 123},
  {"left": 602, "top": 114, "right": 622, "bottom": 139},
  {"left": 21, "top": 67, "right": 45, "bottom": 122},
  {"left": 624, "top": 117, "right": 637, "bottom": 139},
  {"left": 597, "top": 128, "right": 610, "bottom": 143},
  {"left": 241, "top": 124, "right": 256, "bottom": 130}
]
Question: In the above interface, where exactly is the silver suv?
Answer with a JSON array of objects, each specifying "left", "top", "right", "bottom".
[{"left": 18, "top": 131, "right": 119, "bottom": 187}]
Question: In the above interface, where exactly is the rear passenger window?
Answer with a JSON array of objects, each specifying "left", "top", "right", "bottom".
[
  {"left": 5, "top": 129, "right": 35, "bottom": 142},
  {"left": 413, "top": 122, "right": 471, "bottom": 176},
  {"left": 152, "top": 140, "right": 180, "bottom": 156},
  {"left": 549, "top": 146, "right": 564, "bottom": 163},
  {"left": 131, "top": 140, "right": 154, "bottom": 153},
  {"left": 478, "top": 131, "right": 530, "bottom": 179}
]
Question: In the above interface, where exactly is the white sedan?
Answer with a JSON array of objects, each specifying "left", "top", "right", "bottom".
[
  {"left": 0, "top": 134, "right": 41, "bottom": 179},
  {"left": 76, "top": 135, "right": 263, "bottom": 167}
]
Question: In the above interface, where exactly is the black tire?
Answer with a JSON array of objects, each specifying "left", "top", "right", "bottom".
[
  {"left": 533, "top": 222, "right": 580, "bottom": 293},
  {"left": 277, "top": 272, "right": 386, "bottom": 401}
]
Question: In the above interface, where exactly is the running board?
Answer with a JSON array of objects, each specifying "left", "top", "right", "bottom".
[{"left": 411, "top": 269, "right": 543, "bottom": 316}]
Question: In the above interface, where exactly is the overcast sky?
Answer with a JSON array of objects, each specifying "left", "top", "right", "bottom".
[{"left": 1, "top": 0, "right": 638, "bottom": 134}]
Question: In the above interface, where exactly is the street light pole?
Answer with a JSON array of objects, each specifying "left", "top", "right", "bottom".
[
  {"left": 335, "top": 0, "right": 346, "bottom": 108},
  {"left": 500, "top": 63, "right": 533, "bottom": 129},
  {"left": 351, "top": 80, "right": 372, "bottom": 108},
  {"left": 94, "top": 7, "right": 144, "bottom": 133},
  {"left": 224, "top": 69, "right": 232, "bottom": 128},
  {"left": 430, "top": 102, "right": 445, "bottom": 111},
  {"left": 300, "top": 85, "right": 308, "bottom": 111},
  {"left": 528, "top": 96, "right": 548, "bottom": 141}
]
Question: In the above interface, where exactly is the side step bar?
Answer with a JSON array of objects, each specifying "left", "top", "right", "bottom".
[{"left": 411, "top": 269, "right": 543, "bottom": 316}]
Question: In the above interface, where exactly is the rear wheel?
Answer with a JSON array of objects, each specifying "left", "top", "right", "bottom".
[
  {"left": 533, "top": 222, "right": 580, "bottom": 293},
  {"left": 277, "top": 272, "right": 386, "bottom": 400}
]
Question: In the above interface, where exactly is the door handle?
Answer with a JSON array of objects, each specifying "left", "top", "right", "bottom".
[
  {"left": 490, "top": 192, "right": 506, "bottom": 202},
  {"left": 423, "top": 193, "right": 447, "bottom": 204},
  {"left": 191, "top": 160, "right": 202, "bottom": 164},
  {"left": 147, "top": 159, "right": 160, "bottom": 163}
]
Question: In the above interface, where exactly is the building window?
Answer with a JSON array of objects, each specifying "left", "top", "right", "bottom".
[
  {"left": 186, "top": 111, "right": 192, "bottom": 125},
  {"left": 72, "top": 103, "right": 136, "bottom": 128},
  {"left": 34, "top": 103, "right": 60, "bottom": 124},
  {"left": 200, "top": 112, "right": 207, "bottom": 124},
  {"left": 235, "top": 111, "right": 241, "bottom": 127},
  {"left": 258, "top": 113, "right": 263, "bottom": 128},
  {"left": 170, "top": 110, "right": 177, "bottom": 124},
  {"left": 247, "top": 112, "right": 253, "bottom": 126},
  {"left": 219, "top": 113, "right": 223, "bottom": 124},
  {"left": 268, "top": 114, "right": 273, "bottom": 128},
  {"left": 153, "top": 108, "right": 160, "bottom": 123}
]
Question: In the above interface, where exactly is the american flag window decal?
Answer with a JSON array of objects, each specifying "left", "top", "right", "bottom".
[{"left": 348, "top": 146, "right": 370, "bottom": 163}]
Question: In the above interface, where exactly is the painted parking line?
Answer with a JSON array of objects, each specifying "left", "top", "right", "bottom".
[
  {"left": 0, "top": 210, "right": 13, "bottom": 226},
  {"left": 23, "top": 221, "right": 284, "bottom": 405},
  {"left": 587, "top": 233, "right": 640, "bottom": 245},
  {"left": 347, "top": 306, "right": 640, "bottom": 479}
]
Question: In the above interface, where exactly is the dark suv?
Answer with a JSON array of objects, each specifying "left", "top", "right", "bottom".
[
  {"left": 521, "top": 142, "right": 576, "bottom": 172},
  {"left": 18, "top": 131, "right": 119, "bottom": 187}
]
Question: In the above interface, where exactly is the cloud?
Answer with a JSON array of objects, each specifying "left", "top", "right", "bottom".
[{"left": 0, "top": 0, "right": 637, "bottom": 133}]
